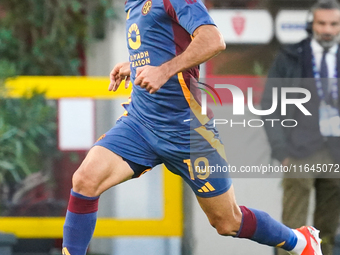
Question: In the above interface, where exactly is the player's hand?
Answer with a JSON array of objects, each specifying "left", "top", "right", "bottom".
[
  {"left": 134, "top": 65, "right": 170, "bottom": 94},
  {"left": 109, "top": 62, "right": 131, "bottom": 91}
]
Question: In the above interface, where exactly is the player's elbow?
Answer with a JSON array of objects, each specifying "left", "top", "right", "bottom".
[
  {"left": 212, "top": 32, "right": 226, "bottom": 54},
  {"left": 196, "top": 25, "right": 226, "bottom": 54},
  {"left": 217, "top": 41, "right": 226, "bottom": 53},
  {"left": 217, "top": 33, "right": 226, "bottom": 51}
]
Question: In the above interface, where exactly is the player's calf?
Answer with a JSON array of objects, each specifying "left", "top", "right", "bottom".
[
  {"left": 63, "top": 146, "right": 134, "bottom": 255},
  {"left": 63, "top": 189, "right": 99, "bottom": 255}
]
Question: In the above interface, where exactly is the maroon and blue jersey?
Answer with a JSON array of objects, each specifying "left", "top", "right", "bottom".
[{"left": 124, "top": 0, "right": 215, "bottom": 130}]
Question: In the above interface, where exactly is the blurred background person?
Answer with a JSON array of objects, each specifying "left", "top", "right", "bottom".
[{"left": 262, "top": 1, "right": 340, "bottom": 255}]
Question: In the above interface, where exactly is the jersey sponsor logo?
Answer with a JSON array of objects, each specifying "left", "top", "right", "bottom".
[
  {"left": 130, "top": 51, "right": 151, "bottom": 67},
  {"left": 142, "top": 0, "right": 152, "bottom": 15},
  {"left": 185, "top": 0, "right": 197, "bottom": 4},
  {"left": 62, "top": 247, "right": 71, "bottom": 255},
  {"left": 128, "top": 23, "right": 141, "bottom": 50}
]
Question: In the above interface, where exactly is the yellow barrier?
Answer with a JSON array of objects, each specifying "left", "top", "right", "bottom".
[
  {"left": 5, "top": 76, "right": 132, "bottom": 99},
  {"left": 0, "top": 76, "right": 183, "bottom": 238}
]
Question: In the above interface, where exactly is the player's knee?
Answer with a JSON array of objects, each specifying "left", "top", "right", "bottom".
[
  {"left": 72, "top": 163, "right": 101, "bottom": 197},
  {"left": 211, "top": 211, "right": 242, "bottom": 236},
  {"left": 213, "top": 221, "right": 239, "bottom": 236},
  {"left": 215, "top": 225, "right": 234, "bottom": 236}
]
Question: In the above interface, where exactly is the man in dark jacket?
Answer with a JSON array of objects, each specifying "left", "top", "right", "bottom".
[{"left": 261, "top": 1, "right": 340, "bottom": 255}]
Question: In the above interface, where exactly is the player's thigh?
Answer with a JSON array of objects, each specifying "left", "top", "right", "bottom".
[
  {"left": 73, "top": 116, "right": 161, "bottom": 196},
  {"left": 164, "top": 151, "right": 241, "bottom": 231},
  {"left": 73, "top": 145, "right": 134, "bottom": 197},
  {"left": 95, "top": 116, "right": 162, "bottom": 176},
  {"left": 163, "top": 148, "right": 232, "bottom": 197},
  {"left": 196, "top": 184, "right": 238, "bottom": 219},
  {"left": 160, "top": 120, "right": 241, "bottom": 233},
  {"left": 196, "top": 184, "right": 242, "bottom": 235},
  {"left": 161, "top": 121, "right": 232, "bottom": 197}
]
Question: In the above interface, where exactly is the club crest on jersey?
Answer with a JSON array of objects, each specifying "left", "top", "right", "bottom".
[{"left": 142, "top": 0, "right": 152, "bottom": 15}]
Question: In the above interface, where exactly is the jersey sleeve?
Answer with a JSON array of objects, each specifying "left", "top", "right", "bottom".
[{"left": 164, "top": 0, "right": 215, "bottom": 35}]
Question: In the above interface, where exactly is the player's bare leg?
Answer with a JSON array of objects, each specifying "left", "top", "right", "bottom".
[
  {"left": 62, "top": 146, "right": 134, "bottom": 255},
  {"left": 72, "top": 146, "right": 134, "bottom": 197},
  {"left": 196, "top": 184, "right": 242, "bottom": 236},
  {"left": 197, "top": 184, "right": 322, "bottom": 255}
]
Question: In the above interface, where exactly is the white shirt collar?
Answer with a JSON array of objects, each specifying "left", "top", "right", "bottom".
[{"left": 311, "top": 39, "right": 338, "bottom": 55}]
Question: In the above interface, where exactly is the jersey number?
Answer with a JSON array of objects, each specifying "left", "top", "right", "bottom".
[{"left": 183, "top": 157, "right": 210, "bottom": 180}]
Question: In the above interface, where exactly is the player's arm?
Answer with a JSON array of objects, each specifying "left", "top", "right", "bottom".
[
  {"left": 135, "top": 25, "right": 225, "bottom": 94},
  {"left": 108, "top": 61, "right": 131, "bottom": 91},
  {"left": 162, "top": 25, "right": 225, "bottom": 77}
]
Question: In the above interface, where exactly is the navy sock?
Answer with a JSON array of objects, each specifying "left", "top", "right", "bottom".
[
  {"left": 62, "top": 190, "right": 99, "bottom": 255},
  {"left": 236, "top": 206, "right": 297, "bottom": 251}
]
